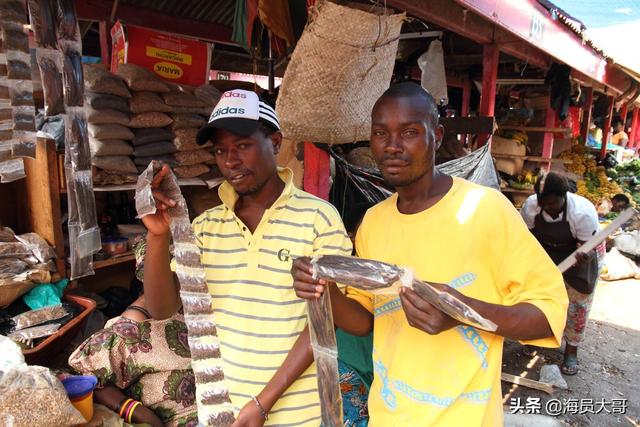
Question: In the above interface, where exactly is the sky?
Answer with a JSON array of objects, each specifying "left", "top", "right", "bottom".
[{"left": 550, "top": 0, "right": 640, "bottom": 73}]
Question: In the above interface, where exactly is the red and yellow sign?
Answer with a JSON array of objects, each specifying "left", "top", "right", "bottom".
[{"left": 111, "top": 22, "right": 210, "bottom": 87}]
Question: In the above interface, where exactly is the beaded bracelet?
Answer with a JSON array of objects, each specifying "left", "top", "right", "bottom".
[
  {"left": 118, "top": 398, "right": 133, "bottom": 418},
  {"left": 251, "top": 396, "right": 268, "bottom": 420}
]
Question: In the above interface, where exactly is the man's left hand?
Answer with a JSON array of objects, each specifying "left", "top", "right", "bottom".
[
  {"left": 231, "top": 401, "right": 265, "bottom": 427},
  {"left": 399, "top": 283, "right": 461, "bottom": 335},
  {"left": 574, "top": 251, "right": 591, "bottom": 265}
]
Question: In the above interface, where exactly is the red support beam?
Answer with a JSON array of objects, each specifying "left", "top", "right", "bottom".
[
  {"left": 619, "top": 103, "right": 628, "bottom": 126},
  {"left": 580, "top": 87, "right": 594, "bottom": 143},
  {"left": 478, "top": 44, "right": 499, "bottom": 146},
  {"left": 303, "top": 143, "right": 330, "bottom": 200},
  {"left": 601, "top": 96, "right": 615, "bottom": 159},
  {"left": 630, "top": 108, "right": 639, "bottom": 149},
  {"left": 76, "top": 0, "right": 233, "bottom": 43}
]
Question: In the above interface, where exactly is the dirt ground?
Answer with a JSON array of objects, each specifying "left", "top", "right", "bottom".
[{"left": 502, "top": 279, "right": 640, "bottom": 426}]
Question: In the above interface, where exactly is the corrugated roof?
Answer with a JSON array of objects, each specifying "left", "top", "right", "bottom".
[{"left": 119, "top": 0, "right": 236, "bottom": 27}]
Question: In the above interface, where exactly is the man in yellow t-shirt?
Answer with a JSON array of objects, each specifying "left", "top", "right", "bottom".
[{"left": 292, "top": 83, "right": 569, "bottom": 426}]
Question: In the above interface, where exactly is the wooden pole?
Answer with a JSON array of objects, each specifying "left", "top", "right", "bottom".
[
  {"left": 580, "top": 86, "right": 594, "bottom": 143},
  {"left": 478, "top": 44, "right": 499, "bottom": 146},
  {"left": 601, "top": 96, "right": 615, "bottom": 159},
  {"left": 619, "top": 103, "right": 628, "bottom": 128},
  {"left": 461, "top": 78, "right": 471, "bottom": 117},
  {"left": 99, "top": 21, "right": 110, "bottom": 66},
  {"left": 542, "top": 106, "right": 555, "bottom": 170}
]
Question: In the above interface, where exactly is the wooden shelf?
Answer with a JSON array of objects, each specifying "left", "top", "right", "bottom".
[
  {"left": 59, "top": 177, "right": 224, "bottom": 194},
  {"left": 501, "top": 188, "right": 535, "bottom": 195},
  {"left": 492, "top": 153, "right": 573, "bottom": 164},
  {"left": 93, "top": 252, "right": 136, "bottom": 269},
  {"left": 498, "top": 126, "right": 572, "bottom": 133}
]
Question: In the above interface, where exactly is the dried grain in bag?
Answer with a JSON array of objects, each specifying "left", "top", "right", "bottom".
[
  {"left": 129, "top": 91, "right": 172, "bottom": 113},
  {"left": 132, "top": 127, "right": 174, "bottom": 146},
  {"left": 91, "top": 155, "right": 137, "bottom": 174},
  {"left": 128, "top": 111, "right": 172, "bottom": 128},
  {"left": 133, "top": 141, "right": 177, "bottom": 157},
  {"left": 0, "top": 0, "right": 28, "bottom": 24},
  {"left": 27, "top": 0, "right": 57, "bottom": 49},
  {"left": 115, "top": 63, "right": 170, "bottom": 92},
  {"left": 55, "top": 0, "right": 80, "bottom": 42},
  {"left": 85, "top": 108, "right": 129, "bottom": 126},
  {"left": 89, "top": 137, "right": 134, "bottom": 156},
  {"left": 173, "top": 149, "right": 214, "bottom": 166},
  {"left": 85, "top": 91, "right": 130, "bottom": 112},
  {"left": 170, "top": 113, "right": 207, "bottom": 130},
  {"left": 88, "top": 123, "right": 134, "bottom": 140},
  {"left": 174, "top": 163, "right": 209, "bottom": 178},
  {"left": 83, "top": 64, "right": 131, "bottom": 98}
]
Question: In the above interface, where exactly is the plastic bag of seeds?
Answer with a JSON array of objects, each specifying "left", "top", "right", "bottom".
[
  {"left": 62, "top": 50, "right": 83, "bottom": 106},
  {"left": 83, "top": 64, "right": 131, "bottom": 98},
  {"left": 128, "top": 111, "right": 172, "bottom": 128},
  {"left": 85, "top": 108, "right": 130, "bottom": 126},
  {"left": 129, "top": 91, "right": 172, "bottom": 113},
  {"left": 27, "top": 0, "right": 58, "bottom": 49},
  {"left": 85, "top": 92, "right": 130, "bottom": 112},
  {"left": 115, "top": 63, "right": 169, "bottom": 92},
  {"left": 0, "top": 365, "right": 85, "bottom": 427},
  {"left": 35, "top": 49, "right": 65, "bottom": 116}
]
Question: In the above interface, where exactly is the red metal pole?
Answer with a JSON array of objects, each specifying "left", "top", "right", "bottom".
[
  {"left": 601, "top": 96, "right": 615, "bottom": 159},
  {"left": 580, "top": 87, "right": 594, "bottom": 143},
  {"left": 630, "top": 108, "right": 639, "bottom": 148},
  {"left": 303, "top": 143, "right": 330, "bottom": 200},
  {"left": 478, "top": 44, "right": 499, "bottom": 146},
  {"left": 99, "top": 21, "right": 110, "bottom": 66}
]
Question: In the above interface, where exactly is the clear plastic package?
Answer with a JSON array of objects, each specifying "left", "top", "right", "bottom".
[
  {"left": 72, "top": 170, "right": 99, "bottom": 237},
  {"left": 15, "top": 232, "right": 56, "bottom": 262},
  {"left": 11, "top": 303, "right": 69, "bottom": 330},
  {"left": 0, "top": 0, "right": 29, "bottom": 25},
  {"left": 36, "top": 49, "right": 64, "bottom": 116},
  {"left": 7, "top": 79, "right": 34, "bottom": 106},
  {"left": 0, "top": 365, "right": 86, "bottom": 427},
  {"left": 61, "top": 50, "right": 83, "bottom": 107},
  {"left": 67, "top": 223, "right": 94, "bottom": 280},
  {"left": 0, "top": 158, "right": 25, "bottom": 182},
  {"left": 9, "top": 322, "right": 60, "bottom": 342},
  {"left": 5, "top": 51, "right": 30, "bottom": 80},
  {"left": 55, "top": 0, "right": 79, "bottom": 42},
  {"left": 11, "top": 105, "right": 36, "bottom": 131},
  {"left": 64, "top": 108, "right": 91, "bottom": 170},
  {"left": 311, "top": 255, "right": 498, "bottom": 332},
  {"left": 27, "top": 0, "right": 58, "bottom": 49},
  {"left": 1, "top": 22, "right": 29, "bottom": 53},
  {"left": 10, "top": 132, "right": 37, "bottom": 159}
]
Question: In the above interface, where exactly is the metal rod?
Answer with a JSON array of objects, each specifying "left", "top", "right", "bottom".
[
  {"left": 399, "top": 30, "right": 443, "bottom": 40},
  {"left": 109, "top": 0, "right": 119, "bottom": 23}
]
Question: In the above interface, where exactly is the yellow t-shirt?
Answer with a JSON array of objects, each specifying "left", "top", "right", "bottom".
[
  {"left": 611, "top": 131, "right": 629, "bottom": 146},
  {"left": 181, "top": 168, "right": 352, "bottom": 425},
  {"left": 348, "top": 177, "right": 568, "bottom": 426}
]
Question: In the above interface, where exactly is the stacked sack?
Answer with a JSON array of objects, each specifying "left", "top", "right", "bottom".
[
  {"left": 164, "top": 84, "right": 219, "bottom": 179},
  {"left": 83, "top": 64, "right": 137, "bottom": 185},
  {"left": 114, "top": 64, "right": 176, "bottom": 174}
]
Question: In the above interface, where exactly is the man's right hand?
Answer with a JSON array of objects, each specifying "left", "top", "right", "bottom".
[
  {"left": 140, "top": 164, "right": 176, "bottom": 236},
  {"left": 291, "top": 257, "right": 329, "bottom": 300}
]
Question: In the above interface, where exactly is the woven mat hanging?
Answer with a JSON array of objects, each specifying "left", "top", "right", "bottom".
[{"left": 276, "top": 1, "right": 405, "bottom": 144}]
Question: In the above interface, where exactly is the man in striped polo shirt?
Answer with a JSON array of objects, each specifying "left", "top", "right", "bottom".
[{"left": 141, "top": 90, "right": 352, "bottom": 426}]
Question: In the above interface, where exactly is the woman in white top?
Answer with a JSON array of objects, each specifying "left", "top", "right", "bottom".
[{"left": 520, "top": 172, "right": 600, "bottom": 375}]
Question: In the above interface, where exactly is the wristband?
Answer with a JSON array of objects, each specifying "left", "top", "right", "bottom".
[
  {"left": 251, "top": 396, "right": 268, "bottom": 420},
  {"left": 118, "top": 398, "right": 133, "bottom": 418}
]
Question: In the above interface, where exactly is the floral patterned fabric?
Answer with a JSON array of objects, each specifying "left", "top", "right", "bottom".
[
  {"left": 68, "top": 313, "right": 197, "bottom": 427},
  {"left": 339, "top": 360, "right": 369, "bottom": 427},
  {"left": 564, "top": 284, "right": 595, "bottom": 347}
]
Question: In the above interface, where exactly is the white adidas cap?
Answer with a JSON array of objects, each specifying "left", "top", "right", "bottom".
[{"left": 196, "top": 89, "right": 281, "bottom": 145}]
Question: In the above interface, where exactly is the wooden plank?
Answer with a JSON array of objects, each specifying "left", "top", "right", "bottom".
[
  {"left": 491, "top": 154, "right": 572, "bottom": 164},
  {"left": 478, "top": 44, "right": 499, "bottom": 146},
  {"left": 541, "top": 107, "right": 556, "bottom": 171},
  {"left": 93, "top": 252, "right": 135, "bottom": 270},
  {"left": 501, "top": 372, "right": 555, "bottom": 395},
  {"left": 439, "top": 116, "right": 496, "bottom": 135},
  {"left": 602, "top": 96, "right": 615, "bottom": 159},
  {"left": 498, "top": 126, "right": 572, "bottom": 133},
  {"left": 23, "top": 138, "right": 65, "bottom": 277}
]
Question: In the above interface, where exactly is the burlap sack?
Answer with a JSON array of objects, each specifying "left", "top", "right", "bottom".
[{"left": 276, "top": 1, "right": 404, "bottom": 144}]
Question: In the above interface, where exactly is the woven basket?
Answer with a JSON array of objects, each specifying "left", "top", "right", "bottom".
[{"left": 276, "top": 1, "right": 405, "bottom": 144}]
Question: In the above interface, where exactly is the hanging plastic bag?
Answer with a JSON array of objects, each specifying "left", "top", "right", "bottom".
[
  {"left": 62, "top": 50, "right": 83, "bottom": 107},
  {"left": 418, "top": 39, "right": 448, "bottom": 106},
  {"left": 36, "top": 49, "right": 65, "bottom": 116},
  {"left": 0, "top": 158, "right": 25, "bottom": 182},
  {"left": 27, "top": 0, "right": 58, "bottom": 49}
]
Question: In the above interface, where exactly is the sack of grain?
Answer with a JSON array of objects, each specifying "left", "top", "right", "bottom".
[
  {"left": 171, "top": 113, "right": 207, "bottom": 130},
  {"left": 491, "top": 135, "right": 526, "bottom": 176},
  {"left": 130, "top": 91, "right": 172, "bottom": 113},
  {"left": 133, "top": 141, "right": 177, "bottom": 157},
  {"left": 129, "top": 112, "right": 173, "bottom": 128},
  {"left": 170, "top": 105, "right": 211, "bottom": 115},
  {"left": 93, "top": 170, "right": 138, "bottom": 185},
  {"left": 88, "top": 123, "right": 134, "bottom": 140},
  {"left": 173, "top": 149, "right": 215, "bottom": 166},
  {"left": 132, "top": 128, "right": 174, "bottom": 146},
  {"left": 85, "top": 92, "right": 130, "bottom": 112},
  {"left": 194, "top": 84, "right": 221, "bottom": 110},
  {"left": 174, "top": 163, "right": 210, "bottom": 178},
  {"left": 163, "top": 87, "right": 207, "bottom": 108},
  {"left": 173, "top": 128, "right": 212, "bottom": 151},
  {"left": 134, "top": 155, "right": 178, "bottom": 168},
  {"left": 276, "top": 1, "right": 405, "bottom": 143},
  {"left": 85, "top": 108, "right": 130, "bottom": 126},
  {"left": 83, "top": 64, "right": 131, "bottom": 98},
  {"left": 92, "top": 155, "right": 137, "bottom": 173},
  {"left": 115, "top": 64, "right": 170, "bottom": 92},
  {"left": 89, "top": 138, "right": 134, "bottom": 156}
]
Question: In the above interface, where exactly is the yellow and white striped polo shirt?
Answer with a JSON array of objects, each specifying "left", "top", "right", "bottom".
[{"left": 191, "top": 168, "right": 352, "bottom": 426}]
